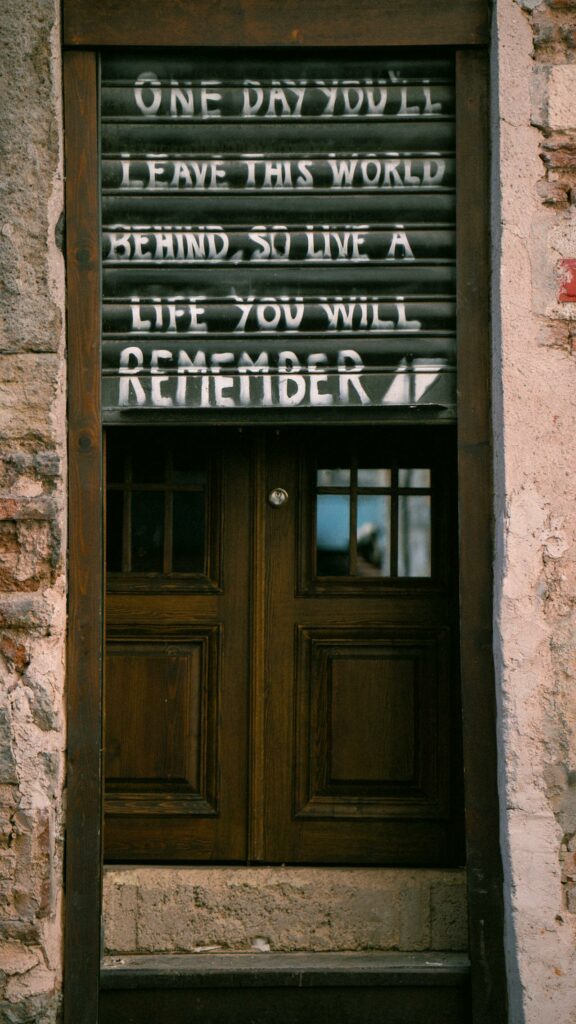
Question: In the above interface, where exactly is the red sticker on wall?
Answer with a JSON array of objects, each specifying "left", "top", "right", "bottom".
[{"left": 558, "top": 259, "right": 576, "bottom": 302}]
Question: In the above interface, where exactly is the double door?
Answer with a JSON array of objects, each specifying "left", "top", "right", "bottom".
[{"left": 104, "top": 426, "right": 463, "bottom": 865}]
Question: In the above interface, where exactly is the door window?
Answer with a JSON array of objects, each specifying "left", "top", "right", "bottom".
[
  {"left": 315, "top": 461, "right": 432, "bottom": 578},
  {"left": 106, "top": 429, "right": 219, "bottom": 591}
]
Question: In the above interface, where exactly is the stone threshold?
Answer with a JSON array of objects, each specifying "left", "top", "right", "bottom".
[{"left": 101, "top": 951, "right": 470, "bottom": 990}]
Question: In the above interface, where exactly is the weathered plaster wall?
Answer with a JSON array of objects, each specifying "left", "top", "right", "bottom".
[
  {"left": 493, "top": 1, "right": 576, "bottom": 1020},
  {"left": 0, "top": 1, "right": 66, "bottom": 1021}
]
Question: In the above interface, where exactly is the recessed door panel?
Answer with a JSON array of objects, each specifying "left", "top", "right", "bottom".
[
  {"left": 330, "top": 651, "right": 416, "bottom": 783},
  {"left": 293, "top": 627, "right": 449, "bottom": 818},
  {"left": 105, "top": 632, "right": 219, "bottom": 814}
]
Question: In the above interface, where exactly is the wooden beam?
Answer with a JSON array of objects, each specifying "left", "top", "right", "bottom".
[
  {"left": 63, "top": 0, "right": 488, "bottom": 47},
  {"left": 456, "top": 49, "right": 508, "bottom": 1024},
  {"left": 63, "top": 49, "right": 102, "bottom": 1024}
]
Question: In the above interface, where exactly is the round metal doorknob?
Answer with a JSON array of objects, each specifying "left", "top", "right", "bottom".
[{"left": 268, "top": 487, "right": 289, "bottom": 507}]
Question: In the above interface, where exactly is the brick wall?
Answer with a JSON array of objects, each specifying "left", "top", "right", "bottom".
[{"left": 0, "top": 1, "right": 66, "bottom": 1021}]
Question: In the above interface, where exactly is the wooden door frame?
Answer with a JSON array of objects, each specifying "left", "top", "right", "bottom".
[{"left": 63, "top": 4, "right": 505, "bottom": 1022}]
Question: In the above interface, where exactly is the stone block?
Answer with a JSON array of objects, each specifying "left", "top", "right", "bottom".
[
  {"left": 103, "top": 880, "right": 138, "bottom": 953},
  {"left": 0, "top": 519, "right": 54, "bottom": 593},
  {"left": 430, "top": 881, "right": 468, "bottom": 951},
  {"left": 547, "top": 66, "right": 576, "bottom": 129},
  {"left": 532, "top": 6, "right": 576, "bottom": 61},
  {"left": 0, "top": 356, "right": 62, "bottom": 445},
  {"left": 5, "top": 964, "right": 55, "bottom": 1002},
  {"left": 0, "top": 993, "right": 60, "bottom": 1024},
  {"left": 0, "top": 709, "right": 18, "bottom": 784},
  {"left": 103, "top": 867, "right": 467, "bottom": 955},
  {"left": 0, "top": 450, "right": 62, "bottom": 498},
  {"left": 0, "top": 596, "right": 54, "bottom": 634},
  {"left": 0, "top": 942, "right": 40, "bottom": 975},
  {"left": 398, "top": 882, "right": 431, "bottom": 950},
  {"left": 0, "top": 636, "right": 30, "bottom": 675}
]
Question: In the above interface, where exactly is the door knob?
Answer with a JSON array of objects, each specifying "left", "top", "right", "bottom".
[{"left": 268, "top": 487, "right": 289, "bottom": 507}]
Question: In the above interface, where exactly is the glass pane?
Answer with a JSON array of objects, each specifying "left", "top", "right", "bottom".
[
  {"left": 106, "top": 490, "right": 123, "bottom": 572},
  {"left": 357, "top": 495, "right": 391, "bottom": 576},
  {"left": 399, "top": 468, "right": 431, "bottom": 488},
  {"left": 357, "top": 468, "right": 392, "bottom": 487},
  {"left": 172, "top": 449, "right": 206, "bottom": 485},
  {"left": 131, "top": 491, "right": 164, "bottom": 571},
  {"left": 106, "top": 446, "right": 125, "bottom": 485},
  {"left": 398, "top": 495, "right": 432, "bottom": 577},
  {"left": 317, "top": 468, "right": 350, "bottom": 488},
  {"left": 131, "top": 439, "right": 165, "bottom": 484},
  {"left": 316, "top": 494, "right": 350, "bottom": 575},
  {"left": 172, "top": 492, "right": 205, "bottom": 572}
]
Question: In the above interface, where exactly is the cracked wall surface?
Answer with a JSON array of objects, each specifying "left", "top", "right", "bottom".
[
  {"left": 494, "top": 1, "right": 576, "bottom": 1020},
  {"left": 0, "top": 0, "right": 66, "bottom": 1021}
]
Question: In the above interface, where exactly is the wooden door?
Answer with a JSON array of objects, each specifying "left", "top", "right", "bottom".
[
  {"left": 104, "top": 428, "right": 251, "bottom": 860},
  {"left": 104, "top": 425, "right": 463, "bottom": 864},
  {"left": 257, "top": 426, "right": 463, "bottom": 865}
]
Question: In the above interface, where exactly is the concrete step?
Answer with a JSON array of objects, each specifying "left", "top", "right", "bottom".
[{"left": 100, "top": 951, "right": 471, "bottom": 1024}]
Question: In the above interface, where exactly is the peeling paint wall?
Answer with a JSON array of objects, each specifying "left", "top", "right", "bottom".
[
  {"left": 0, "top": 1, "right": 66, "bottom": 1021},
  {"left": 493, "top": 1, "right": 576, "bottom": 1020}
]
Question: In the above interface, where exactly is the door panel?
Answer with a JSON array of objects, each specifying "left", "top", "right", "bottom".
[
  {"left": 104, "top": 426, "right": 463, "bottom": 865},
  {"left": 106, "top": 630, "right": 219, "bottom": 815},
  {"left": 294, "top": 628, "right": 448, "bottom": 814}
]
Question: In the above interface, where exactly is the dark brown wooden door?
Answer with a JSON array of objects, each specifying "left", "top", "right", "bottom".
[
  {"left": 104, "top": 428, "right": 251, "bottom": 860},
  {"left": 104, "top": 425, "right": 463, "bottom": 864},
  {"left": 256, "top": 427, "right": 462, "bottom": 865}
]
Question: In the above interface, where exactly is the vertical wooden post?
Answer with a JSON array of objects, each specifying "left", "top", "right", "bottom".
[
  {"left": 63, "top": 49, "right": 102, "bottom": 1024},
  {"left": 456, "top": 49, "right": 508, "bottom": 1024}
]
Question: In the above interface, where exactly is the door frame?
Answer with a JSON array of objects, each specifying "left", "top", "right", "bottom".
[{"left": 63, "top": 4, "right": 505, "bottom": 1022}]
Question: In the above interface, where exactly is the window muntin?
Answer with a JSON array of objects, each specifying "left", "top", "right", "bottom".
[
  {"left": 106, "top": 431, "right": 210, "bottom": 583},
  {"left": 315, "top": 461, "right": 433, "bottom": 578}
]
